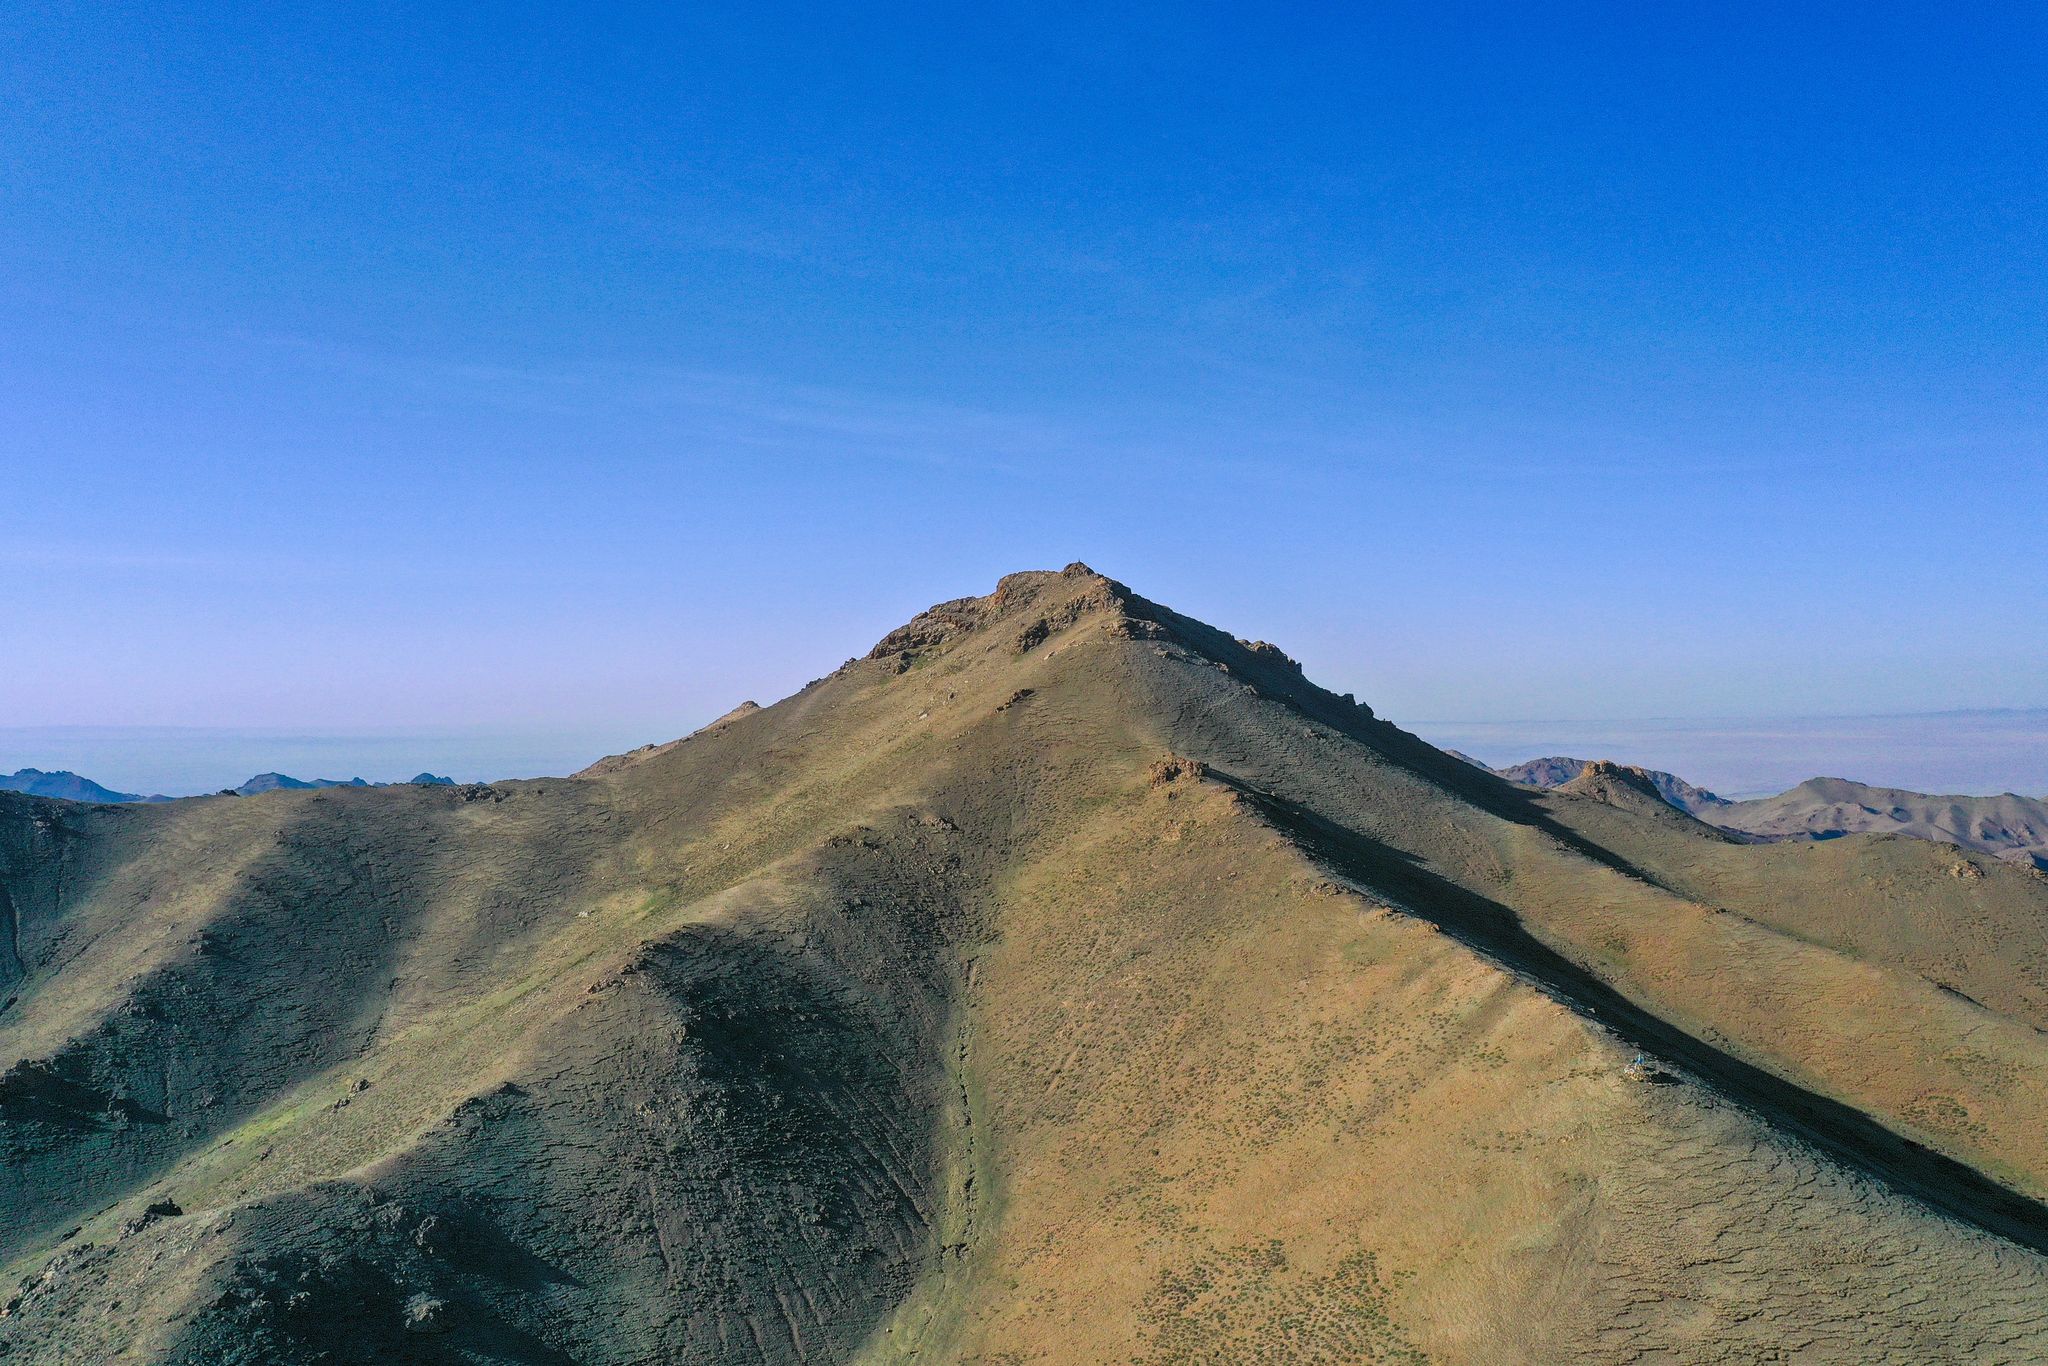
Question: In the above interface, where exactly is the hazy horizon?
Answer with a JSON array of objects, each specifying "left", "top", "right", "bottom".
[
  {"left": 1417, "top": 706, "right": 2048, "bottom": 800},
  {"left": 9, "top": 704, "right": 2043, "bottom": 802}
]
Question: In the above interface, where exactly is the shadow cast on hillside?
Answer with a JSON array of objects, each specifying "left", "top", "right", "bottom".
[
  {"left": 1209, "top": 767, "right": 2048, "bottom": 1259},
  {"left": 1140, "top": 600, "right": 1705, "bottom": 892}
]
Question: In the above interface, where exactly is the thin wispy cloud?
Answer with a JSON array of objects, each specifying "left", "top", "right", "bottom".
[{"left": 259, "top": 333, "right": 1096, "bottom": 475}]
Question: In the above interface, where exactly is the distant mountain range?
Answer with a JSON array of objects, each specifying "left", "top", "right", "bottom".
[
  {"left": 0, "top": 769, "right": 172, "bottom": 803},
  {"left": 1709, "top": 777, "right": 2048, "bottom": 870},
  {"left": 0, "top": 768, "right": 453, "bottom": 803},
  {"left": 225, "top": 772, "right": 454, "bottom": 796},
  {"left": 1459, "top": 753, "right": 2048, "bottom": 871}
]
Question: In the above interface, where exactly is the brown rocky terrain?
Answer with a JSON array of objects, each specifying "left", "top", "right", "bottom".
[
  {"left": 4, "top": 566, "right": 2048, "bottom": 1363},
  {"left": 1710, "top": 777, "right": 2048, "bottom": 871},
  {"left": 1478, "top": 755, "right": 2048, "bottom": 871},
  {"left": 1480, "top": 755, "right": 1729, "bottom": 814}
]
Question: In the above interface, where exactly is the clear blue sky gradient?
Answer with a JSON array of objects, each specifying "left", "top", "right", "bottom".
[{"left": 4, "top": 4, "right": 2044, "bottom": 751}]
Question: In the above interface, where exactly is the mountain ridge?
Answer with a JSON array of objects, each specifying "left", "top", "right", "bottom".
[
  {"left": 0, "top": 770, "right": 459, "bottom": 804},
  {"left": 5, "top": 564, "right": 2048, "bottom": 1362},
  {"left": 0, "top": 768, "right": 170, "bottom": 805},
  {"left": 1478, "top": 754, "right": 2048, "bottom": 871},
  {"left": 1483, "top": 754, "right": 1730, "bottom": 813}
]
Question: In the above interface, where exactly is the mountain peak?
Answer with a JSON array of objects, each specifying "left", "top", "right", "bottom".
[
  {"left": 1495, "top": 755, "right": 1727, "bottom": 813},
  {"left": 0, "top": 768, "right": 151, "bottom": 804},
  {"left": 864, "top": 563, "right": 1134, "bottom": 671},
  {"left": 1561, "top": 758, "right": 1672, "bottom": 802},
  {"left": 1556, "top": 760, "right": 1734, "bottom": 840}
]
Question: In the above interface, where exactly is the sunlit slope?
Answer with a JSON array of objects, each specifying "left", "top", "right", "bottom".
[
  {"left": 1552, "top": 782, "right": 2048, "bottom": 1024},
  {"left": 5, "top": 565, "right": 2048, "bottom": 1363},
  {"left": 1531, "top": 768, "right": 2048, "bottom": 1193}
]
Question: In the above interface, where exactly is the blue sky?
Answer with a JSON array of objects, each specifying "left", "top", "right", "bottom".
[{"left": 4, "top": 3, "right": 2044, "bottom": 778}]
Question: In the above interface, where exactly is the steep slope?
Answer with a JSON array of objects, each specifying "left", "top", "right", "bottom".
[{"left": 5, "top": 566, "right": 2048, "bottom": 1363}]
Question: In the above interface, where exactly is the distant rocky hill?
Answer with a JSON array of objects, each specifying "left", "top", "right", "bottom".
[
  {"left": 0, "top": 769, "right": 168, "bottom": 804},
  {"left": 1474, "top": 754, "right": 2046, "bottom": 871},
  {"left": 1457, "top": 753, "right": 1729, "bottom": 814},
  {"left": 232, "top": 773, "right": 372, "bottom": 795},
  {"left": 1557, "top": 759, "right": 1732, "bottom": 837},
  {"left": 1, "top": 770, "right": 455, "bottom": 803},
  {"left": 229, "top": 772, "right": 454, "bottom": 796},
  {"left": 1712, "top": 778, "right": 2048, "bottom": 871}
]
